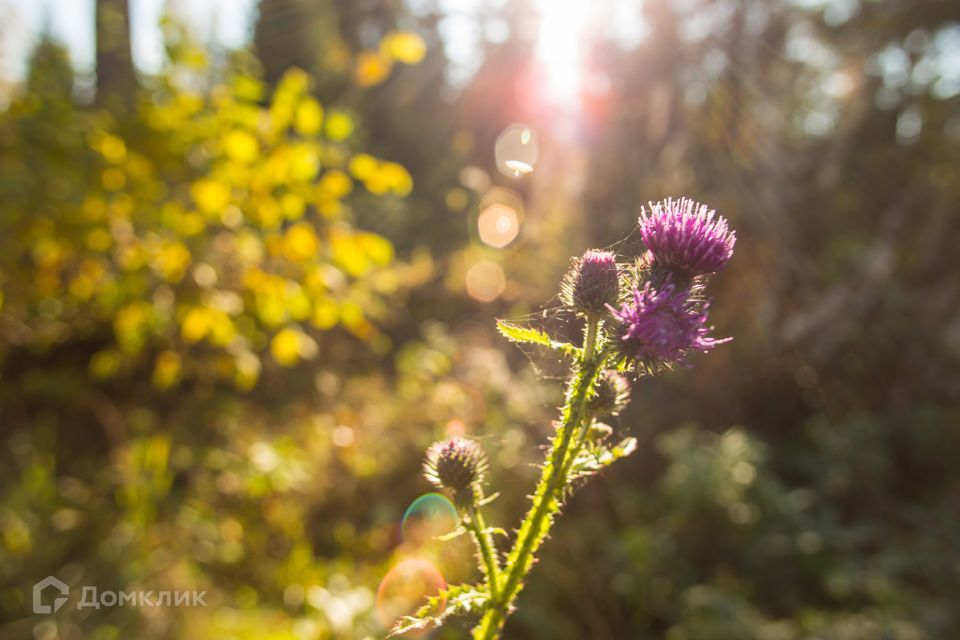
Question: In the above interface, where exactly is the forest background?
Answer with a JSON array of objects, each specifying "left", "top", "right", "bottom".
[{"left": 1, "top": 0, "right": 958, "bottom": 638}]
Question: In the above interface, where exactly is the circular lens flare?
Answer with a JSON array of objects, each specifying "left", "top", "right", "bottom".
[
  {"left": 495, "top": 125, "right": 539, "bottom": 178},
  {"left": 401, "top": 493, "right": 458, "bottom": 547},
  {"left": 478, "top": 203, "right": 520, "bottom": 248},
  {"left": 376, "top": 558, "right": 447, "bottom": 633},
  {"left": 465, "top": 260, "right": 506, "bottom": 303}
]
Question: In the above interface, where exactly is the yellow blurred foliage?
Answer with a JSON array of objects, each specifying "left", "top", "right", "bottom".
[
  {"left": 224, "top": 130, "right": 260, "bottom": 164},
  {"left": 181, "top": 307, "right": 213, "bottom": 344},
  {"left": 283, "top": 222, "right": 319, "bottom": 262},
  {"left": 380, "top": 31, "right": 427, "bottom": 65},
  {"left": 325, "top": 111, "right": 354, "bottom": 141},
  {"left": 354, "top": 50, "right": 392, "bottom": 87},
  {"left": 0, "top": 64, "right": 417, "bottom": 395},
  {"left": 192, "top": 179, "right": 231, "bottom": 215},
  {"left": 270, "top": 327, "right": 311, "bottom": 366},
  {"left": 152, "top": 350, "right": 183, "bottom": 389},
  {"left": 318, "top": 169, "right": 353, "bottom": 200},
  {"left": 295, "top": 98, "right": 324, "bottom": 136}
]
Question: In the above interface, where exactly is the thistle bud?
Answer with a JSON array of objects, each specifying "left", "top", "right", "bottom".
[
  {"left": 561, "top": 249, "right": 620, "bottom": 316},
  {"left": 587, "top": 421, "right": 614, "bottom": 442},
  {"left": 590, "top": 370, "right": 631, "bottom": 417},
  {"left": 423, "top": 437, "right": 488, "bottom": 504}
]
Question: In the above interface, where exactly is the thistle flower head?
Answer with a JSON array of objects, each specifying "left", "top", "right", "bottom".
[
  {"left": 423, "top": 437, "right": 488, "bottom": 503},
  {"left": 590, "top": 370, "right": 631, "bottom": 417},
  {"left": 638, "top": 198, "right": 736, "bottom": 276},
  {"left": 609, "top": 283, "right": 731, "bottom": 367},
  {"left": 561, "top": 249, "right": 620, "bottom": 316}
]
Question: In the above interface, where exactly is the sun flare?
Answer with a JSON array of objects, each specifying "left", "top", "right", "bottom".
[{"left": 534, "top": 0, "right": 590, "bottom": 108}]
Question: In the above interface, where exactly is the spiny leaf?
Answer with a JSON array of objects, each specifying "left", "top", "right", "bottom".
[
  {"left": 389, "top": 583, "right": 489, "bottom": 636},
  {"left": 568, "top": 436, "right": 638, "bottom": 479},
  {"left": 496, "top": 320, "right": 581, "bottom": 357},
  {"left": 477, "top": 491, "right": 500, "bottom": 506},
  {"left": 437, "top": 526, "right": 468, "bottom": 542},
  {"left": 496, "top": 320, "right": 551, "bottom": 345}
]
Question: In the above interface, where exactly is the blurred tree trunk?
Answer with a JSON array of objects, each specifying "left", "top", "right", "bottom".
[{"left": 95, "top": 0, "right": 135, "bottom": 106}]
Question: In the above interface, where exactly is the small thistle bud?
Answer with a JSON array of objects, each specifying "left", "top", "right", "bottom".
[
  {"left": 587, "top": 421, "right": 614, "bottom": 442},
  {"left": 590, "top": 370, "right": 631, "bottom": 416},
  {"left": 561, "top": 249, "right": 620, "bottom": 316},
  {"left": 423, "top": 437, "right": 488, "bottom": 504}
]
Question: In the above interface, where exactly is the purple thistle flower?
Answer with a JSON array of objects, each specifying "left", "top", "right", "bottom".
[
  {"left": 561, "top": 249, "right": 620, "bottom": 316},
  {"left": 638, "top": 198, "right": 736, "bottom": 276},
  {"left": 609, "top": 283, "right": 731, "bottom": 365}
]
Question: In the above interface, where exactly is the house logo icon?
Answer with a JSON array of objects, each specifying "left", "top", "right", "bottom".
[{"left": 33, "top": 576, "right": 69, "bottom": 614}]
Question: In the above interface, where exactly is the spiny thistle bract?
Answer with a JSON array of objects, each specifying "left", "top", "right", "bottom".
[
  {"left": 423, "top": 437, "right": 488, "bottom": 504},
  {"left": 560, "top": 249, "right": 620, "bottom": 316},
  {"left": 395, "top": 198, "right": 735, "bottom": 640}
]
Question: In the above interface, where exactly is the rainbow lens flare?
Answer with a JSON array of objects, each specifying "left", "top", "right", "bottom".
[
  {"left": 376, "top": 557, "right": 447, "bottom": 634},
  {"left": 401, "top": 493, "right": 459, "bottom": 547}
]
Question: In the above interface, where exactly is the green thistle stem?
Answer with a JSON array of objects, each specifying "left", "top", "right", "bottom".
[
  {"left": 472, "top": 318, "right": 601, "bottom": 640},
  {"left": 466, "top": 500, "right": 501, "bottom": 600},
  {"left": 583, "top": 316, "right": 598, "bottom": 362},
  {"left": 561, "top": 324, "right": 607, "bottom": 482}
]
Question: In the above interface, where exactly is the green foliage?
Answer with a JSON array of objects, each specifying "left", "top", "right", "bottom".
[
  {"left": 495, "top": 320, "right": 553, "bottom": 346},
  {"left": 391, "top": 583, "right": 490, "bottom": 636},
  {"left": 567, "top": 435, "right": 638, "bottom": 481},
  {"left": 496, "top": 320, "right": 581, "bottom": 357}
]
